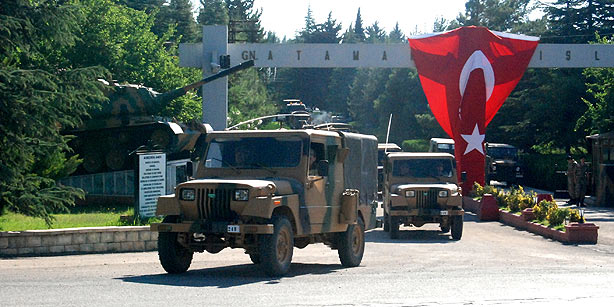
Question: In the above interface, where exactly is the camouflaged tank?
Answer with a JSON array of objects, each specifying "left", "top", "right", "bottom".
[
  {"left": 151, "top": 128, "right": 379, "bottom": 276},
  {"left": 67, "top": 60, "right": 254, "bottom": 174}
]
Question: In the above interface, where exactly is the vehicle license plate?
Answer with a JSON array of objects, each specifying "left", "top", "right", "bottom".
[
  {"left": 440, "top": 210, "right": 448, "bottom": 216},
  {"left": 227, "top": 225, "right": 240, "bottom": 233}
]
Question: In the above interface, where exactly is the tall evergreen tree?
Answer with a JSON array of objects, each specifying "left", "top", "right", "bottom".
[
  {"left": 1, "top": 0, "right": 108, "bottom": 225},
  {"left": 197, "top": 0, "right": 229, "bottom": 25},
  {"left": 354, "top": 8, "right": 366, "bottom": 41}
]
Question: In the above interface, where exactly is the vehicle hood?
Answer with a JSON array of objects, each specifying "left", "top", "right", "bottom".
[
  {"left": 492, "top": 159, "right": 517, "bottom": 165},
  {"left": 188, "top": 178, "right": 296, "bottom": 195},
  {"left": 392, "top": 183, "right": 459, "bottom": 193}
]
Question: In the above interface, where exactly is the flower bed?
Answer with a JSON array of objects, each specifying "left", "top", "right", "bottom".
[{"left": 463, "top": 196, "right": 599, "bottom": 244}]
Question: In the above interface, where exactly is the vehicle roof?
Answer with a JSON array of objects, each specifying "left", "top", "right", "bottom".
[
  {"left": 378, "top": 143, "right": 402, "bottom": 150},
  {"left": 387, "top": 152, "right": 455, "bottom": 159},
  {"left": 486, "top": 143, "right": 517, "bottom": 148},
  {"left": 430, "top": 138, "right": 454, "bottom": 144},
  {"left": 210, "top": 129, "right": 340, "bottom": 138}
]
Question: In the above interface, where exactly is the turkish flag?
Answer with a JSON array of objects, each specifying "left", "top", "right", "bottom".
[{"left": 408, "top": 27, "right": 538, "bottom": 192}]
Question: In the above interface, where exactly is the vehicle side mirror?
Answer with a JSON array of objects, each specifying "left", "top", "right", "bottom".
[
  {"left": 186, "top": 161, "right": 193, "bottom": 178},
  {"left": 317, "top": 160, "right": 329, "bottom": 176},
  {"left": 461, "top": 171, "right": 467, "bottom": 182}
]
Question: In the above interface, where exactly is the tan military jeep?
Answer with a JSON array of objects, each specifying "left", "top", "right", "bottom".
[
  {"left": 151, "top": 129, "right": 378, "bottom": 276},
  {"left": 383, "top": 152, "right": 464, "bottom": 240}
]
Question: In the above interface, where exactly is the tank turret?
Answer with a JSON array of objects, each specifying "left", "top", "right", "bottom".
[{"left": 67, "top": 60, "right": 254, "bottom": 174}]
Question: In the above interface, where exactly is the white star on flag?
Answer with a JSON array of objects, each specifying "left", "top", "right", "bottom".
[{"left": 461, "top": 124, "right": 485, "bottom": 155}]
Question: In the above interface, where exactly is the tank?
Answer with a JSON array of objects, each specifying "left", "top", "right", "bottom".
[{"left": 67, "top": 60, "right": 254, "bottom": 174}]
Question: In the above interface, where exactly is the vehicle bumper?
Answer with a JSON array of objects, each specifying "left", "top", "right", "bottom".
[
  {"left": 151, "top": 222, "right": 274, "bottom": 234},
  {"left": 389, "top": 208, "right": 464, "bottom": 217}
]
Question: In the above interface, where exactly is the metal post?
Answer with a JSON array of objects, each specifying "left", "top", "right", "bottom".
[{"left": 202, "top": 25, "right": 229, "bottom": 130}]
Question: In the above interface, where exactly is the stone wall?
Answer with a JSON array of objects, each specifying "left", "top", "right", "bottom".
[{"left": 0, "top": 226, "right": 157, "bottom": 257}]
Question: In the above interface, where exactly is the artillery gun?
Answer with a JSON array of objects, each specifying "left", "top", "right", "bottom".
[{"left": 67, "top": 60, "right": 254, "bottom": 174}]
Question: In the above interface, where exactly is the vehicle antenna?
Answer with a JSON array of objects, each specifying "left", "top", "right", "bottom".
[{"left": 385, "top": 114, "right": 393, "bottom": 153}]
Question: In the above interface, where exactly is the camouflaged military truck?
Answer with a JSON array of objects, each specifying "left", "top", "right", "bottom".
[
  {"left": 66, "top": 60, "right": 253, "bottom": 174},
  {"left": 150, "top": 129, "right": 378, "bottom": 276},
  {"left": 383, "top": 152, "right": 464, "bottom": 240}
]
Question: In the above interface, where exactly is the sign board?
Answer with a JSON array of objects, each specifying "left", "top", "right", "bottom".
[
  {"left": 137, "top": 153, "right": 166, "bottom": 217},
  {"left": 179, "top": 42, "right": 614, "bottom": 69}
]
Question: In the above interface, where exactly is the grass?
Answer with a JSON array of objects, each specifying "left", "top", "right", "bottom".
[{"left": 0, "top": 203, "right": 162, "bottom": 232}]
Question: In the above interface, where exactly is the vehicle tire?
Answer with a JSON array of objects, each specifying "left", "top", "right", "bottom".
[
  {"left": 337, "top": 217, "right": 365, "bottom": 267},
  {"left": 451, "top": 215, "right": 463, "bottom": 240},
  {"left": 383, "top": 213, "right": 390, "bottom": 232},
  {"left": 390, "top": 217, "right": 400, "bottom": 239},
  {"left": 259, "top": 215, "right": 294, "bottom": 277},
  {"left": 248, "top": 253, "right": 261, "bottom": 265},
  {"left": 158, "top": 216, "right": 193, "bottom": 274},
  {"left": 440, "top": 224, "right": 450, "bottom": 233}
]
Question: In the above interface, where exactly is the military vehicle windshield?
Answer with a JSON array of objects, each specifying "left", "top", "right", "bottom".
[
  {"left": 436, "top": 143, "right": 455, "bottom": 155},
  {"left": 392, "top": 159, "right": 454, "bottom": 179},
  {"left": 487, "top": 147, "right": 518, "bottom": 160},
  {"left": 205, "top": 137, "right": 303, "bottom": 168}
]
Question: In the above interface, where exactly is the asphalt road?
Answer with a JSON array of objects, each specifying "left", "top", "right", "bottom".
[{"left": 2, "top": 212, "right": 614, "bottom": 306}]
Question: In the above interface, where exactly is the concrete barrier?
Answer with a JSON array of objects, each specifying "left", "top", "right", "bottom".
[{"left": 0, "top": 226, "right": 157, "bottom": 257}]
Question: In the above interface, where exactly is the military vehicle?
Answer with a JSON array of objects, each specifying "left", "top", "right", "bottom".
[
  {"left": 382, "top": 152, "right": 464, "bottom": 240},
  {"left": 377, "top": 143, "right": 402, "bottom": 194},
  {"left": 428, "top": 137, "right": 455, "bottom": 155},
  {"left": 485, "top": 143, "right": 523, "bottom": 185},
  {"left": 66, "top": 60, "right": 254, "bottom": 174},
  {"left": 151, "top": 128, "right": 379, "bottom": 276}
]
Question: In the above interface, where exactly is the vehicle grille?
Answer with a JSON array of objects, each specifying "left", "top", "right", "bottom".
[
  {"left": 196, "top": 188, "right": 236, "bottom": 221},
  {"left": 416, "top": 190, "right": 438, "bottom": 209}
]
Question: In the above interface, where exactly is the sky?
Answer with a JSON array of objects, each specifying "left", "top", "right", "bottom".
[
  {"left": 254, "top": 0, "right": 468, "bottom": 39},
  {"left": 189, "top": 0, "right": 550, "bottom": 40},
  {"left": 189, "top": 0, "right": 469, "bottom": 39}
]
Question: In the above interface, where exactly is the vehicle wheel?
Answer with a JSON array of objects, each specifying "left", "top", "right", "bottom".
[
  {"left": 248, "top": 253, "right": 261, "bottom": 264},
  {"left": 105, "top": 146, "right": 126, "bottom": 171},
  {"left": 440, "top": 224, "right": 450, "bottom": 233},
  {"left": 158, "top": 216, "right": 193, "bottom": 274},
  {"left": 451, "top": 215, "right": 463, "bottom": 240},
  {"left": 390, "top": 217, "right": 400, "bottom": 239},
  {"left": 383, "top": 213, "right": 390, "bottom": 232},
  {"left": 337, "top": 217, "right": 365, "bottom": 267},
  {"left": 259, "top": 215, "right": 294, "bottom": 277}
]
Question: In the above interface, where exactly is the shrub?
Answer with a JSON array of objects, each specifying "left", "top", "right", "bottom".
[
  {"left": 533, "top": 200, "right": 556, "bottom": 221},
  {"left": 401, "top": 139, "right": 429, "bottom": 152},
  {"left": 569, "top": 209, "right": 585, "bottom": 223},
  {"left": 547, "top": 205, "right": 566, "bottom": 226}
]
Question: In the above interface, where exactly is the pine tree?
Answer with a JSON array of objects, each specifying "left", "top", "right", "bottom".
[
  {"left": 1, "top": 0, "right": 108, "bottom": 225},
  {"left": 354, "top": 8, "right": 366, "bottom": 41},
  {"left": 198, "top": 0, "right": 229, "bottom": 25}
]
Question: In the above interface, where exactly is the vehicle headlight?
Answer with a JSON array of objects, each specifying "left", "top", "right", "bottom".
[
  {"left": 180, "top": 188, "right": 195, "bottom": 201},
  {"left": 234, "top": 189, "right": 249, "bottom": 201},
  {"left": 405, "top": 190, "right": 415, "bottom": 198},
  {"left": 438, "top": 190, "right": 449, "bottom": 198}
]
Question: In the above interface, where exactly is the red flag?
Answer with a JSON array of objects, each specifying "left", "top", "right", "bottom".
[{"left": 408, "top": 27, "right": 538, "bottom": 191}]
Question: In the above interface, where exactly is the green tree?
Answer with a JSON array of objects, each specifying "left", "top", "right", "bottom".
[
  {"left": 0, "top": 0, "right": 108, "bottom": 225},
  {"left": 67, "top": 0, "right": 202, "bottom": 121},
  {"left": 197, "top": 0, "right": 229, "bottom": 25},
  {"left": 577, "top": 36, "right": 614, "bottom": 134}
]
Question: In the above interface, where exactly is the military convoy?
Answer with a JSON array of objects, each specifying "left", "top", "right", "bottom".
[
  {"left": 382, "top": 152, "right": 464, "bottom": 240},
  {"left": 151, "top": 128, "right": 378, "bottom": 276}
]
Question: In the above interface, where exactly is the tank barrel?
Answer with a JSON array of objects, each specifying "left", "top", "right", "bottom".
[{"left": 156, "top": 60, "right": 255, "bottom": 102}]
